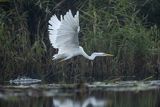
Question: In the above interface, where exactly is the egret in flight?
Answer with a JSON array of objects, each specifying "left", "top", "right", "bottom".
[{"left": 48, "top": 10, "right": 113, "bottom": 61}]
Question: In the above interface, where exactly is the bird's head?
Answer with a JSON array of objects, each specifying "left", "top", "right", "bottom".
[
  {"left": 90, "top": 52, "right": 113, "bottom": 60},
  {"left": 79, "top": 46, "right": 113, "bottom": 60}
]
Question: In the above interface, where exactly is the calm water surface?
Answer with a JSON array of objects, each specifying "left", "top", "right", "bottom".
[{"left": 0, "top": 81, "right": 160, "bottom": 107}]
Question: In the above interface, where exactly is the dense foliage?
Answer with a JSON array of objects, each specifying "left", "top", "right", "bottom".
[{"left": 0, "top": 0, "right": 160, "bottom": 83}]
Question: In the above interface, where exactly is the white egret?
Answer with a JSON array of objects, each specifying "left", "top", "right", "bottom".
[{"left": 48, "top": 10, "right": 113, "bottom": 61}]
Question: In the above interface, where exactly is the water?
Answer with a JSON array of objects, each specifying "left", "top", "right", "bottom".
[{"left": 0, "top": 81, "right": 160, "bottom": 107}]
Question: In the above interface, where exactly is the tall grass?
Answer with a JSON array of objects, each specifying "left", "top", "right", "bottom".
[
  {"left": 0, "top": 0, "right": 160, "bottom": 83},
  {"left": 0, "top": 0, "right": 51, "bottom": 81},
  {"left": 76, "top": 0, "right": 160, "bottom": 81}
]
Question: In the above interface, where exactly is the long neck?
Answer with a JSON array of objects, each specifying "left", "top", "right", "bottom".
[{"left": 79, "top": 46, "right": 96, "bottom": 60}]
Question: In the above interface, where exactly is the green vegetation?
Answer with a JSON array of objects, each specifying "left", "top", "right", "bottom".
[{"left": 0, "top": 0, "right": 160, "bottom": 83}]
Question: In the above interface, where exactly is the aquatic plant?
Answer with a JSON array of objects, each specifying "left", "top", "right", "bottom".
[{"left": 0, "top": 0, "right": 159, "bottom": 83}]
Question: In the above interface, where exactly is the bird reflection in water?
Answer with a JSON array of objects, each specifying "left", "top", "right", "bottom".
[{"left": 53, "top": 97, "right": 106, "bottom": 107}]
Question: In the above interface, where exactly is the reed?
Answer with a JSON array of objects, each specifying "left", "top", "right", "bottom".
[{"left": 0, "top": 0, "right": 159, "bottom": 83}]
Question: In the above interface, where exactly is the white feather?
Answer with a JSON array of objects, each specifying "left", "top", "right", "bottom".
[{"left": 49, "top": 10, "right": 80, "bottom": 55}]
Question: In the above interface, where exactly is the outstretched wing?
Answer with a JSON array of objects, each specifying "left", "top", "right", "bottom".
[{"left": 48, "top": 10, "right": 80, "bottom": 54}]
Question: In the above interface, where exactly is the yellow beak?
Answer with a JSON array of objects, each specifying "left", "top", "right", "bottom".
[{"left": 105, "top": 53, "right": 114, "bottom": 56}]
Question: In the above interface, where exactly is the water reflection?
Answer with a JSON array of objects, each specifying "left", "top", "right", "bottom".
[
  {"left": 53, "top": 97, "right": 106, "bottom": 107},
  {"left": 0, "top": 81, "right": 160, "bottom": 107}
]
